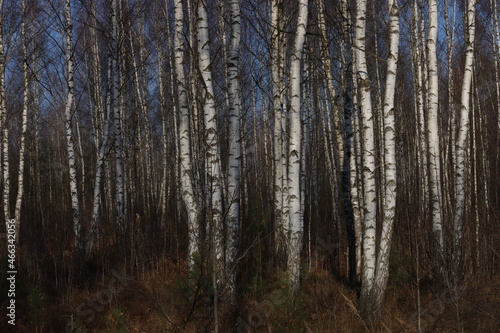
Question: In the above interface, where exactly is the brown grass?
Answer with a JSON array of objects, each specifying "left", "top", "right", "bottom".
[{"left": 5, "top": 259, "right": 499, "bottom": 333}]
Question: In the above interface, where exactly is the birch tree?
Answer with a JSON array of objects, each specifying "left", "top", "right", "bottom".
[
  {"left": 427, "top": 0, "right": 444, "bottom": 275},
  {"left": 226, "top": 0, "right": 242, "bottom": 302},
  {"left": 0, "top": 0, "right": 10, "bottom": 226},
  {"left": 287, "top": 0, "right": 308, "bottom": 296},
  {"left": 85, "top": 0, "right": 109, "bottom": 253},
  {"left": 111, "top": 0, "right": 125, "bottom": 237},
  {"left": 453, "top": 0, "right": 476, "bottom": 277},
  {"left": 341, "top": 0, "right": 361, "bottom": 283},
  {"left": 355, "top": 0, "right": 401, "bottom": 317},
  {"left": 373, "top": 0, "right": 400, "bottom": 313},
  {"left": 355, "top": 0, "right": 378, "bottom": 315},
  {"left": 62, "top": 0, "right": 82, "bottom": 254},
  {"left": 174, "top": 0, "right": 199, "bottom": 270},
  {"left": 410, "top": 0, "right": 429, "bottom": 229},
  {"left": 272, "top": 0, "right": 286, "bottom": 266},
  {"left": 14, "top": 0, "right": 30, "bottom": 242},
  {"left": 197, "top": 0, "right": 224, "bottom": 282},
  {"left": 87, "top": 55, "right": 112, "bottom": 253}
]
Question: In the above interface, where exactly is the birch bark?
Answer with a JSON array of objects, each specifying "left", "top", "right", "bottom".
[
  {"left": 287, "top": 0, "right": 308, "bottom": 296},
  {"left": 111, "top": 0, "right": 125, "bottom": 237},
  {"left": 341, "top": 0, "right": 359, "bottom": 282},
  {"left": 427, "top": 0, "right": 444, "bottom": 274},
  {"left": 373, "top": 0, "right": 400, "bottom": 312},
  {"left": 197, "top": 0, "right": 224, "bottom": 283},
  {"left": 355, "top": 0, "right": 377, "bottom": 314},
  {"left": 453, "top": 0, "right": 476, "bottom": 277},
  {"left": 226, "top": 0, "right": 242, "bottom": 303},
  {"left": 174, "top": 0, "right": 199, "bottom": 270},
  {"left": 0, "top": 0, "right": 10, "bottom": 225},
  {"left": 87, "top": 54, "right": 112, "bottom": 253},
  {"left": 14, "top": 0, "right": 30, "bottom": 242},
  {"left": 62, "top": 0, "right": 82, "bottom": 252},
  {"left": 272, "top": 0, "right": 286, "bottom": 267}
]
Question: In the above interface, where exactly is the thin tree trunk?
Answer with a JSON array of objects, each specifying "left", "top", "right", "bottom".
[
  {"left": 226, "top": 0, "right": 242, "bottom": 303},
  {"left": 111, "top": 0, "right": 125, "bottom": 238},
  {"left": 349, "top": 41, "right": 364, "bottom": 283},
  {"left": 157, "top": 40, "right": 168, "bottom": 233},
  {"left": 174, "top": 0, "right": 199, "bottom": 270},
  {"left": 453, "top": 0, "right": 476, "bottom": 279},
  {"left": 198, "top": 0, "right": 224, "bottom": 279},
  {"left": 373, "top": 0, "right": 400, "bottom": 314},
  {"left": 427, "top": 0, "right": 444, "bottom": 276},
  {"left": 14, "top": 0, "right": 31, "bottom": 243},
  {"left": 318, "top": 0, "right": 343, "bottom": 164},
  {"left": 63, "top": 0, "right": 82, "bottom": 254},
  {"left": 87, "top": 55, "right": 113, "bottom": 253},
  {"left": 355, "top": 0, "right": 378, "bottom": 317},
  {"left": 445, "top": 0, "right": 456, "bottom": 149},
  {"left": 0, "top": 0, "right": 10, "bottom": 225},
  {"left": 272, "top": 0, "right": 286, "bottom": 268},
  {"left": 410, "top": 0, "right": 429, "bottom": 235},
  {"left": 287, "top": 0, "right": 308, "bottom": 296},
  {"left": 341, "top": 0, "right": 359, "bottom": 283}
]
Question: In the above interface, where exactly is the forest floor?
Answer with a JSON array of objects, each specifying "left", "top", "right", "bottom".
[{"left": 1, "top": 257, "right": 499, "bottom": 332}]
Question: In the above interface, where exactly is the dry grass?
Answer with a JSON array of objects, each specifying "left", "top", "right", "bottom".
[{"left": 4, "top": 259, "right": 499, "bottom": 332}]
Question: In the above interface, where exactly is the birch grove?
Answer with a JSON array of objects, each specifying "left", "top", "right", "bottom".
[{"left": 2, "top": 0, "right": 499, "bottom": 330}]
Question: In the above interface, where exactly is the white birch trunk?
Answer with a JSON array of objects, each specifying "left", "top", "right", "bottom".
[
  {"left": 341, "top": 0, "right": 359, "bottom": 282},
  {"left": 226, "top": 0, "right": 242, "bottom": 302},
  {"left": 427, "top": 0, "right": 444, "bottom": 272},
  {"left": 443, "top": 0, "right": 457, "bottom": 236},
  {"left": 445, "top": 0, "right": 456, "bottom": 147},
  {"left": 355, "top": 0, "right": 377, "bottom": 316},
  {"left": 197, "top": 0, "right": 224, "bottom": 279},
  {"left": 410, "top": 0, "right": 429, "bottom": 225},
  {"left": 76, "top": 114, "right": 85, "bottom": 208},
  {"left": 471, "top": 88, "right": 479, "bottom": 269},
  {"left": 453, "top": 0, "right": 476, "bottom": 276},
  {"left": 14, "top": 0, "right": 30, "bottom": 243},
  {"left": 0, "top": 0, "right": 10, "bottom": 225},
  {"left": 287, "top": 0, "right": 308, "bottom": 296},
  {"left": 272, "top": 0, "right": 286, "bottom": 266},
  {"left": 351, "top": 93, "right": 363, "bottom": 283},
  {"left": 373, "top": 0, "right": 400, "bottom": 311},
  {"left": 87, "top": 54, "right": 113, "bottom": 253},
  {"left": 174, "top": 0, "right": 199, "bottom": 270},
  {"left": 157, "top": 41, "right": 168, "bottom": 231},
  {"left": 63, "top": 0, "right": 82, "bottom": 252},
  {"left": 349, "top": 37, "right": 364, "bottom": 283},
  {"left": 111, "top": 0, "right": 125, "bottom": 236}
]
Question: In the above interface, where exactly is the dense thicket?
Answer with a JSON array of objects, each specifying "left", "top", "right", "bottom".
[{"left": 0, "top": 0, "right": 499, "bottom": 330}]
